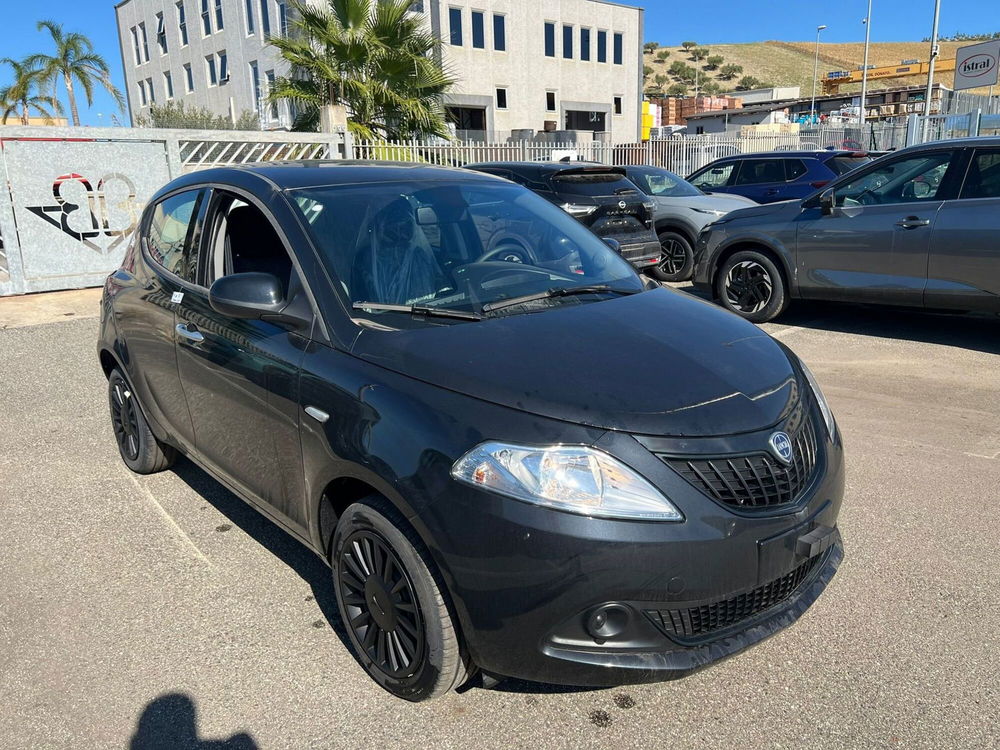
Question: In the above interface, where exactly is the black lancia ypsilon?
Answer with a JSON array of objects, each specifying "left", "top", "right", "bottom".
[{"left": 99, "top": 162, "right": 845, "bottom": 701}]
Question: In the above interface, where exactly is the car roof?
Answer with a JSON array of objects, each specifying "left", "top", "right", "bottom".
[
  {"left": 168, "top": 160, "right": 503, "bottom": 191},
  {"left": 708, "top": 150, "right": 863, "bottom": 160},
  {"left": 465, "top": 161, "right": 627, "bottom": 177}
]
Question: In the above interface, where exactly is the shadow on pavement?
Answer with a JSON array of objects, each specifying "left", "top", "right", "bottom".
[
  {"left": 130, "top": 693, "right": 257, "bottom": 749},
  {"left": 168, "top": 458, "right": 353, "bottom": 654}
]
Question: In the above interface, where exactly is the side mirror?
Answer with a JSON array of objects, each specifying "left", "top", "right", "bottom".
[
  {"left": 602, "top": 237, "right": 622, "bottom": 254},
  {"left": 209, "top": 272, "right": 311, "bottom": 329},
  {"left": 819, "top": 188, "right": 836, "bottom": 216}
]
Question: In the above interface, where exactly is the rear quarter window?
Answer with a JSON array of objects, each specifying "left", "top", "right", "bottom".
[{"left": 826, "top": 156, "right": 872, "bottom": 176}]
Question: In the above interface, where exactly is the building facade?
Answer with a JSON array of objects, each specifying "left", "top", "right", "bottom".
[{"left": 115, "top": 0, "right": 644, "bottom": 140}]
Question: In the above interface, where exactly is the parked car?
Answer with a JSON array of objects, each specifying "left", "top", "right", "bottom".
[
  {"left": 464, "top": 161, "right": 660, "bottom": 269},
  {"left": 686, "top": 150, "right": 873, "bottom": 204},
  {"left": 691, "top": 137, "right": 1000, "bottom": 322},
  {"left": 622, "top": 164, "right": 757, "bottom": 281},
  {"left": 666, "top": 144, "right": 741, "bottom": 178},
  {"left": 99, "top": 161, "right": 845, "bottom": 701}
]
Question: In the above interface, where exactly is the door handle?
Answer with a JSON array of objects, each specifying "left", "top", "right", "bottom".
[
  {"left": 895, "top": 216, "right": 931, "bottom": 229},
  {"left": 175, "top": 322, "right": 205, "bottom": 343}
]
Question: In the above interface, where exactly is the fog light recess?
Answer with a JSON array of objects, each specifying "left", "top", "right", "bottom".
[{"left": 586, "top": 604, "right": 631, "bottom": 640}]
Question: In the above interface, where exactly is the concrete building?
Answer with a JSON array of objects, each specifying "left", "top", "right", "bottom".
[{"left": 115, "top": 0, "right": 644, "bottom": 140}]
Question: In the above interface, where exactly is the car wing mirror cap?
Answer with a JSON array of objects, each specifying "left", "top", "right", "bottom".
[
  {"left": 819, "top": 187, "right": 836, "bottom": 215},
  {"left": 602, "top": 237, "right": 622, "bottom": 254},
  {"left": 209, "top": 272, "right": 311, "bottom": 329}
]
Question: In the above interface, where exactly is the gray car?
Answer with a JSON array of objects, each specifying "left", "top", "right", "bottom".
[
  {"left": 691, "top": 137, "right": 1000, "bottom": 322},
  {"left": 623, "top": 165, "right": 756, "bottom": 282}
]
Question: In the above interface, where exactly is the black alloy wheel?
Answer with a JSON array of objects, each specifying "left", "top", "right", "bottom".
[
  {"left": 111, "top": 377, "right": 140, "bottom": 462},
  {"left": 338, "top": 529, "right": 425, "bottom": 679},
  {"left": 647, "top": 231, "right": 694, "bottom": 282},
  {"left": 107, "top": 368, "right": 175, "bottom": 474},
  {"left": 715, "top": 250, "right": 788, "bottom": 323},
  {"left": 331, "top": 499, "right": 471, "bottom": 701}
]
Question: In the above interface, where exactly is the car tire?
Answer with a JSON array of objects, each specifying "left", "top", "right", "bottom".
[
  {"left": 715, "top": 250, "right": 788, "bottom": 323},
  {"left": 108, "top": 368, "right": 176, "bottom": 474},
  {"left": 647, "top": 231, "right": 694, "bottom": 282},
  {"left": 331, "top": 497, "right": 471, "bottom": 702}
]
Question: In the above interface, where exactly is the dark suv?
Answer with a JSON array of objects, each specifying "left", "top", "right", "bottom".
[
  {"left": 99, "top": 161, "right": 844, "bottom": 701},
  {"left": 464, "top": 162, "right": 661, "bottom": 268},
  {"left": 687, "top": 151, "right": 872, "bottom": 204}
]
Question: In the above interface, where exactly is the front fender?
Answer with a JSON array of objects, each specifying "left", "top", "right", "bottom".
[{"left": 708, "top": 229, "right": 798, "bottom": 295}]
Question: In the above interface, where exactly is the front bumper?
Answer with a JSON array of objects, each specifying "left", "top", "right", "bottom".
[{"left": 422, "top": 414, "right": 845, "bottom": 687}]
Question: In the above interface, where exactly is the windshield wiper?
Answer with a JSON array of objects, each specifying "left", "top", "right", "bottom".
[
  {"left": 481, "top": 285, "right": 640, "bottom": 314},
  {"left": 352, "top": 301, "right": 482, "bottom": 321}
]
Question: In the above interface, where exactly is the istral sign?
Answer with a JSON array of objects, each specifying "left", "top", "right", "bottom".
[{"left": 954, "top": 40, "right": 1000, "bottom": 91}]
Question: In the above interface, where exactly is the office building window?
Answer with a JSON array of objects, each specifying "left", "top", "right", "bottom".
[
  {"left": 138, "top": 23, "right": 149, "bottom": 62},
  {"left": 218, "top": 51, "right": 228, "bottom": 81},
  {"left": 138, "top": 80, "right": 147, "bottom": 106},
  {"left": 580, "top": 27, "right": 590, "bottom": 61},
  {"left": 597, "top": 29, "right": 607, "bottom": 62},
  {"left": 245, "top": 0, "right": 255, "bottom": 34},
  {"left": 130, "top": 27, "right": 141, "bottom": 65},
  {"left": 496, "top": 87, "right": 507, "bottom": 109},
  {"left": 164, "top": 71, "right": 174, "bottom": 99},
  {"left": 546, "top": 91, "right": 556, "bottom": 112},
  {"left": 177, "top": 2, "right": 189, "bottom": 46},
  {"left": 493, "top": 14, "right": 505, "bottom": 51},
  {"left": 449, "top": 7, "right": 462, "bottom": 46},
  {"left": 613, "top": 32, "right": 623, "bottom": 64},
  {"left": 277, "top": 0, "right": 287, "bottom": 35},
  {"left": 471, "top": 11, "right": 484, "bottom": 49},
  {"left": 147, "top": 77, "right": 155, "bottom": 103},
  {"left": 613, "top": 96, "right": 622, "bottom": 115},
  {"left": 156, "top": 13, "right": 167, "bottom": 54},
  {"left": 184, "top": 63, "right": 194, "bottom": 92},
  {"left": 544, "top": 22, "right": 554, "bottom": 57},
  {"left": 562, "top": 24, "right": 572, "bottom": 59},
  {"left": 259, "top": 0, "right": 270, "bottom": 34},
  {"left": 201, "top": 0, "right": 212, "bottom": 35},
  {"left": 206, "top": 54, "right": 218, "bottom": 85},
  {"left": 265, "top": 69, "right": 278, "bottom": 119},
  {"left": 214, "top": 0, "right": 224, "bottom": 29},
  {"left": 249, "top": 60, "right": 261, "bottom": 114}
]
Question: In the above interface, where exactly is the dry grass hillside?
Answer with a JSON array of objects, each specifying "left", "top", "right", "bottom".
[{"left": 643, "top": 40, "right": 996, "bottom": 98}]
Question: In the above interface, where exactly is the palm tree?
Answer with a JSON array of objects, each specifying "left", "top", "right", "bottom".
[
  {"left": 0, "top": 57, "right": 62, "bottom": 125},
  {"left": 26, "top": 20, "right": 125, "bottom": 127},
  {"left": 268, "top": 0, "right": 455, "bottom": 139}
]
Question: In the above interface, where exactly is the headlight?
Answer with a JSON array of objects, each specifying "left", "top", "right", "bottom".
[
  {"left": 799, "top": 360, "right": 836, "bottom": 437},
  {"left": 691, "top": 207, "right": 727, "bottom": 217},
  {"left": 451, "top": 442, "right": 683, "bottom": 521},
  {"left": 560, "top": 203, "right": 598, "bottom": 217}
]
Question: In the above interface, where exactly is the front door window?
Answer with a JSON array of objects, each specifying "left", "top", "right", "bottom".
[{"left": 835, "top": 152, "right": 954, "bottom": 206}]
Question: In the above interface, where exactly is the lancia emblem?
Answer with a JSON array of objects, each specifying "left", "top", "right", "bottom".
[
  {"left": 768, "top": 431, "right": 793, "bottom": 464},
  {"left": 618, "top": 200, "right": 627, "bottom": 209}
]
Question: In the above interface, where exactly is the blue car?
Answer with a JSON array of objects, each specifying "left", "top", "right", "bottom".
[{"left": 686, "top": 150, "right": 872, "bottom": 204}]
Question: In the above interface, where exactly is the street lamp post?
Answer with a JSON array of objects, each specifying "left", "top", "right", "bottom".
[
  {"left": 860, "top": 0, "right": 873, "bottom": 126},
  {"left": 811, "top": 24, "right": 828, "bottom": 123},
  {"left": 922, "top": 0, "right": 942, "bottom": 141}
]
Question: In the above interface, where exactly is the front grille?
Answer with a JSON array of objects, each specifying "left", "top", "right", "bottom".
[
  {"left": 660, "top": 408, "right": 819, "bottom": 510},
  {"left": 645, "top": 556, "right": 820, "bottom": 640}
]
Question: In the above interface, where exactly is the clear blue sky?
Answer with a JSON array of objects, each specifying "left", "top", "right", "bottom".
[{"left": 1, "top": 0, "right": 991, "bottom": 126}]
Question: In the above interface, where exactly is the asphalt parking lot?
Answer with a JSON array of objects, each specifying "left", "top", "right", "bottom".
[{"left": 1, "top": 287, "right": 998, "bottom": 749}]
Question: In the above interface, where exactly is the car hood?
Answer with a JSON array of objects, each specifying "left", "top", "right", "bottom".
[
  {"left": 679, "top": 193, "right": 758, "bottom": 211},
  {"left": 351, "top": 288, "right": 801, "bottom": 437}
]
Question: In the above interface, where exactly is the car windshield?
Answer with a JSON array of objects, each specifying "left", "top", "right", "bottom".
[
  {"left": 289, "top": 179, "right": 642, "bottom": 318},
  {"left": 549, "top": 172, "right": 641, "bottom": 196},
  {"left": 629, "top": 169, "right": 701, "bottom": 197}
]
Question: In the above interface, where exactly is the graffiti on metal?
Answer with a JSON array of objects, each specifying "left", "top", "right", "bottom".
[{"left": 25, "top": 172, "right": 140, "bottom": 254}]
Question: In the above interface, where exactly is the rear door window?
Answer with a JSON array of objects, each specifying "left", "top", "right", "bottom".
[
  {"left": 959, "top": 149, "right": 1000, "bottom": 199},
  {"left": 145, "top": 189, "right": 205, "bottom": 282},
  {"left": 733, "top": 159, "right": 786, "bottom": 185}
]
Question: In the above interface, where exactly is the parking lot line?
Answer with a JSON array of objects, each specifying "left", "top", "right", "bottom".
[{"left": 124, "top": 470, "right": 214, "bottom": 568}]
